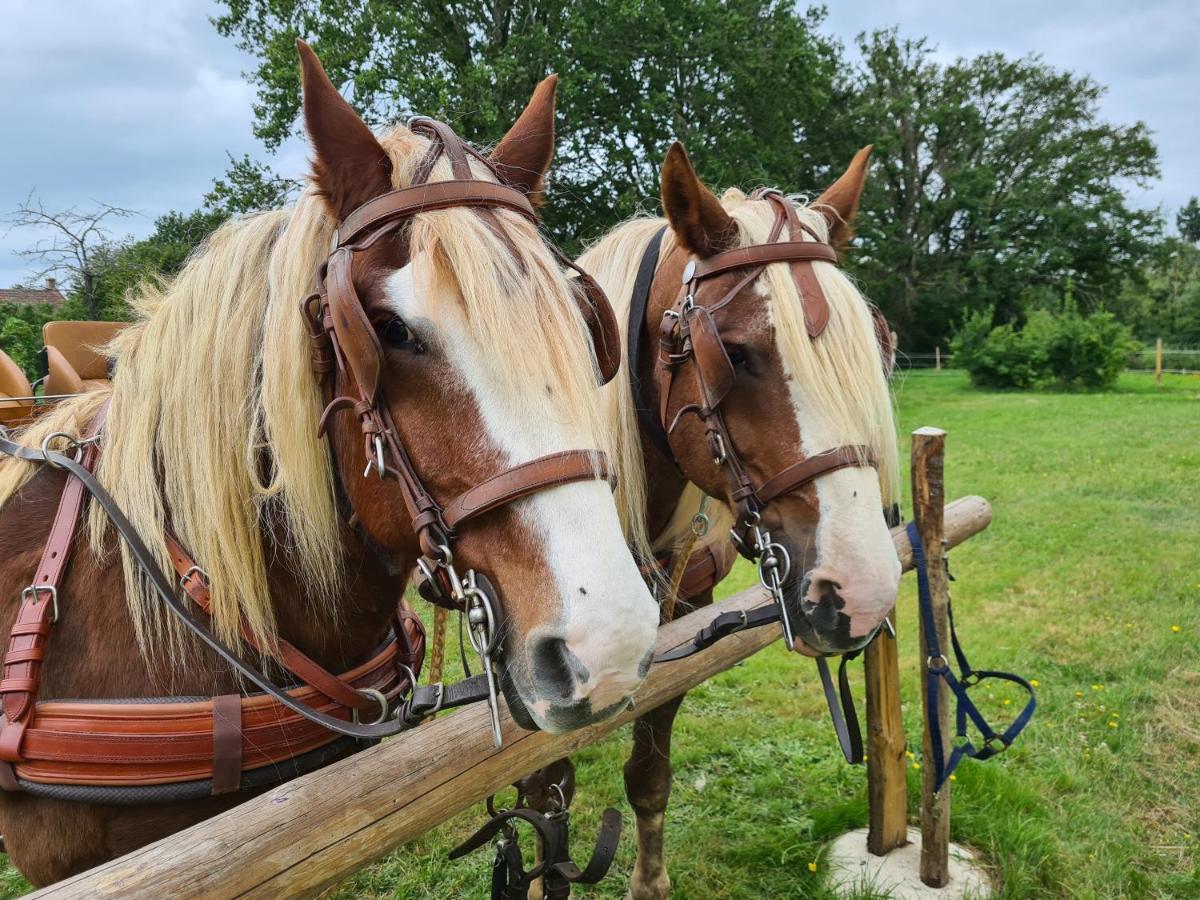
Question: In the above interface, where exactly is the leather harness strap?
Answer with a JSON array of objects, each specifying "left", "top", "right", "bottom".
[
  {"left": 0, "top": 426, "right": 438, "bottom": 788},
  {"left": 0, "top": 405, "right": 108, "bottom": 763},
  {"left": 442, "top": 451, "right": 614, "bottom": 532},
  {"left": 164, "top": 533, "right": 378, "bottom": 714},
  {"left": 752, "top": 445, "right": 876, "bottom": 507}
]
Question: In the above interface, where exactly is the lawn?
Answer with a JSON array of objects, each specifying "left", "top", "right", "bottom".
[{"left": 2, "top": 370, "right": 1197, "bottom": 898}]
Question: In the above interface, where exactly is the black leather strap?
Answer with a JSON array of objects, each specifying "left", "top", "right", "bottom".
[
  {"left": 816, "top": 653, "right": 864, "bottom": 764},
  {"left": 653, "top": 603, "right": 780, "bottom": 662},
  {"left": 628, "top": 226, "right": 675, "bottom": 465}
]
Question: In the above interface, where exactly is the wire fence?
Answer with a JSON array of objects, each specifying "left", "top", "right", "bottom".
[{"left": 899, "top": 347, "right": 1200, "bottom": 375}]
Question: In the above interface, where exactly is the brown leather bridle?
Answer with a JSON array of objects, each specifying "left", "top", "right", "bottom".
[
  {"left": 303, "top": 118, "right": 624, "bottom": 743},
  {"left": 654, "top": 192, "right": 878, "bottom": 549},
  {"left": 633, "top": 189, "right": 891, "bottom": 650},
  {"left": 636, "top": 191, "right": 898, "bottom": 764}
]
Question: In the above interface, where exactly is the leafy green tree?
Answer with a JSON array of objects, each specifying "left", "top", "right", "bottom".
[
  {"left": 86, "top": 208, "right": 230, "bottom": 319},
  {"left": 839, "top": 31, "right": 1161, "bottom": 349},
  {"left": 1178, "top": 197, "right": 1200, "bottom": 245},
  {"left": 213, "top": 0, "right": 843, "bottom": 248},
  {"left": 205, "top": 152, "right": 300, "bottom": 215},
  {"left": 0, "top": 303, "right": 58, "bottom": 379}
]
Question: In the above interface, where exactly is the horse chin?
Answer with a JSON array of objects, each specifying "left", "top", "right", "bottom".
[
  {"left": 498, "top": 664, "right": 633, "bottom": 734},
  {"left": 499, "top": 666, "right": 541, "bottom": 732}
]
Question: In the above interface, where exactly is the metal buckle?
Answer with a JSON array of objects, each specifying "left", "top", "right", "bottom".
[
  {"left": 21, "top": 585, "right": 58, "bottom": 623},
  {"left": 708, "top": 431, "right": 727, "bottom": 467},
  {"left": 926, "top": 654, "right": 950, "bottom": 671},
  {"left": 352, "top": 687, "right": 389, "bottom": 726},
  {"left": 984, "top": 735, "right": 1008, "bottom": 755},
  {"left": 363, "top": 435, "right": 386, "bottom": 479},
  {"left": 180, "top": 566, "right": 210, "bottom": 590}
]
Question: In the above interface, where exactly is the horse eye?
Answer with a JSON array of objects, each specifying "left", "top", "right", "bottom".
[
  {"left": 380, "top": 317, "right": 424, "bottom": 352},
  {"left": 725, "top": 343, "right": 751, "bottom": 371}
]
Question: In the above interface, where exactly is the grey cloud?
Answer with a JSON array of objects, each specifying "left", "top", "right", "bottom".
[{"left": 2, "top": 0, "right": 1196, "bottom": 288}]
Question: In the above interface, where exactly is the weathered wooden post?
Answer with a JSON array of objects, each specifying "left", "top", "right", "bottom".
[
  {"left": 864, "top": 617, "right": 908, "bottom": 855},
  {"left": 1155, "top": 337, "right": 1163, "bottom": 385},
  {"left": 912, "top": 427, "right": 951, "bottom": 887},
  {"left": 934, "top": 346, "right": 942, "bottom": 371}
]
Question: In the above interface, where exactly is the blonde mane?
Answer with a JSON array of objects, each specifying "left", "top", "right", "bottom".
[
  {"left": 0, "top": 125, "right": 625, "bottom": 658},
  {"left": 580, "top": 189, "right": 899, "bottom": 558}
]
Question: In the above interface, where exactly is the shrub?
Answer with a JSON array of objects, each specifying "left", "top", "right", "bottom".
[{"left": 952, "top": 309, "right": 1136, "bottom": 391}]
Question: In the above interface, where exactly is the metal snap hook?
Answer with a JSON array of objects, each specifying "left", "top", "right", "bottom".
[
  {"left": 363, "top": 435, "right": 387, "bottom": 479},
  {"left": 40, "top": 432, "right": 83, "bottom": 467}
]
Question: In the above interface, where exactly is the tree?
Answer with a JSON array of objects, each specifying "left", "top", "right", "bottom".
[
  {"left": 89, "top": 208, "right": 230, "bottom": 317},
  {"left": 1178, "top": 197, "right": 1200, "bottom": 245},
  {"left": 204, "top": 152, "right": 301, "bottom": 216},
  {"left": 3, "top": 193, "right": 137, "bottom": 320},
  {"left": 212, "top": 0, "right": 843, "bottom": 248},
  {"left": 839, "top": 31, "right": 1161, "bottom": 349}
]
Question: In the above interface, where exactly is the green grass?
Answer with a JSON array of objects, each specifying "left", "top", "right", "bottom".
[{"left": 3, "top": 371, "right": 1198, "bottom": 897}]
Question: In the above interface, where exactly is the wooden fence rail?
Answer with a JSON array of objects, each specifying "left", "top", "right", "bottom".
[{"left": 34, "top": 496, "right": 991, "bottom": 899}]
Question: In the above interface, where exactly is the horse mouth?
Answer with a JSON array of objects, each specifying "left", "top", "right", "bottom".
[{"left": 783, "top": 573, "right": 876, "bottom": 657}]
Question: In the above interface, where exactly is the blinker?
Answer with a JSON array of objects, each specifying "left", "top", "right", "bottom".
[{"left": 686, "top": 305, "right": 735, "bottom": 409}]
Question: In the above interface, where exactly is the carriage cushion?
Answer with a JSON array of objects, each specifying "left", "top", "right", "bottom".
[
  {"left": 44, "top": 346, "right": 86, "bottom": 396},
  {"left": 41, "top": 321, "right": 126, "bottom": 394},
  {"left": 0, "top": 350, "right": 33, "bottom": 409},
  {"left": 42, "top": 321, "right": 126, "bottom": 382}
]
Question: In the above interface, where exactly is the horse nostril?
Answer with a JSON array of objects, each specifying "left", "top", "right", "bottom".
[
  {"left": 814, "top": 578, "right": 842, "bottom": 601},
  {"left": 528, "top": 636, "right": 589, "bottom": 703}
]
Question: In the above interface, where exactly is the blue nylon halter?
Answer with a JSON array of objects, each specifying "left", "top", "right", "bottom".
[{"left": 906, "top": 522, "right": 1036, "bottom": 793}]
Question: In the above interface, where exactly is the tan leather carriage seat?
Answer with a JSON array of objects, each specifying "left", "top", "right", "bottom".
[
  {"left": 0, "top": 349, "right": 33, "bottom": 409},
  {"left": 42, "top": 321, "right": 127, "bottom": 396}
]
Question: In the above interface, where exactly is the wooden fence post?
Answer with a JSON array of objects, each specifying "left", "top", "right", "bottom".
[
  {"left": 864, "top": 616, "right": 908, "bottom": 855},
  {"left": 912, "top": 427, "right": 951, "bottom": 887},
  {"left": 934, "top": 346, "right": 942, "bottom": 371},
  {"left": 1155, "top": 337, "right": 1163, "bottom": 385}
]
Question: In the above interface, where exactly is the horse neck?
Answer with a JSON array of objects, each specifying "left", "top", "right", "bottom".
[{"left": 262, "top": 516, "right": 411, "bottom": 672}]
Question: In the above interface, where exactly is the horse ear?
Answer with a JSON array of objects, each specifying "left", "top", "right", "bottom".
[
  {"left": 813, "top": 145, "right": 873, "bottom": 250},
  {"left": 297, "top": 40, "right": 392, "bottom": 222},
  {"left": 490, "top": 75, "right": 558, "bottom": 199},
  {"left": 660, "top": 142, "right": 737, "bottom": 258}
]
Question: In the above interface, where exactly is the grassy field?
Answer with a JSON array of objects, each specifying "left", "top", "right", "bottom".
[{"left": 2, "top": 370, "right": 1197, "bottom": 898}]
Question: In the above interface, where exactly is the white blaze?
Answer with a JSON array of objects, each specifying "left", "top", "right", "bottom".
[{"left": 385, "top": 263, "right": 658, "bottom": 724}]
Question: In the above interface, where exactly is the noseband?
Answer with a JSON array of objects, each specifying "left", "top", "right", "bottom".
[{"left": 303, "top": 118, "right": 623, "bottom": 743}]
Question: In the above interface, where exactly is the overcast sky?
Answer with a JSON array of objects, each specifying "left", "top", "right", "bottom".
[{"left": 2, "top": 0, "right": 1196, "bottom": 289}]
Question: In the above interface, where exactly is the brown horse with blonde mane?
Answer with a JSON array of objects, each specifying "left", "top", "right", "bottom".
[
  {"left": 0, "top": 44, "right": 659, "bottom": 885},
  {"left": 551, "top": 143, "right": 902, "bottom": 898}
]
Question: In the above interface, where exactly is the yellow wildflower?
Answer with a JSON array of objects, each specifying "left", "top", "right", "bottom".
[
  {"left": 808, "top": 862, "right": 818, "bottom": 873},
  {"left": 1030, "top": 679, "right": 1040, "bottom": 688}
]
